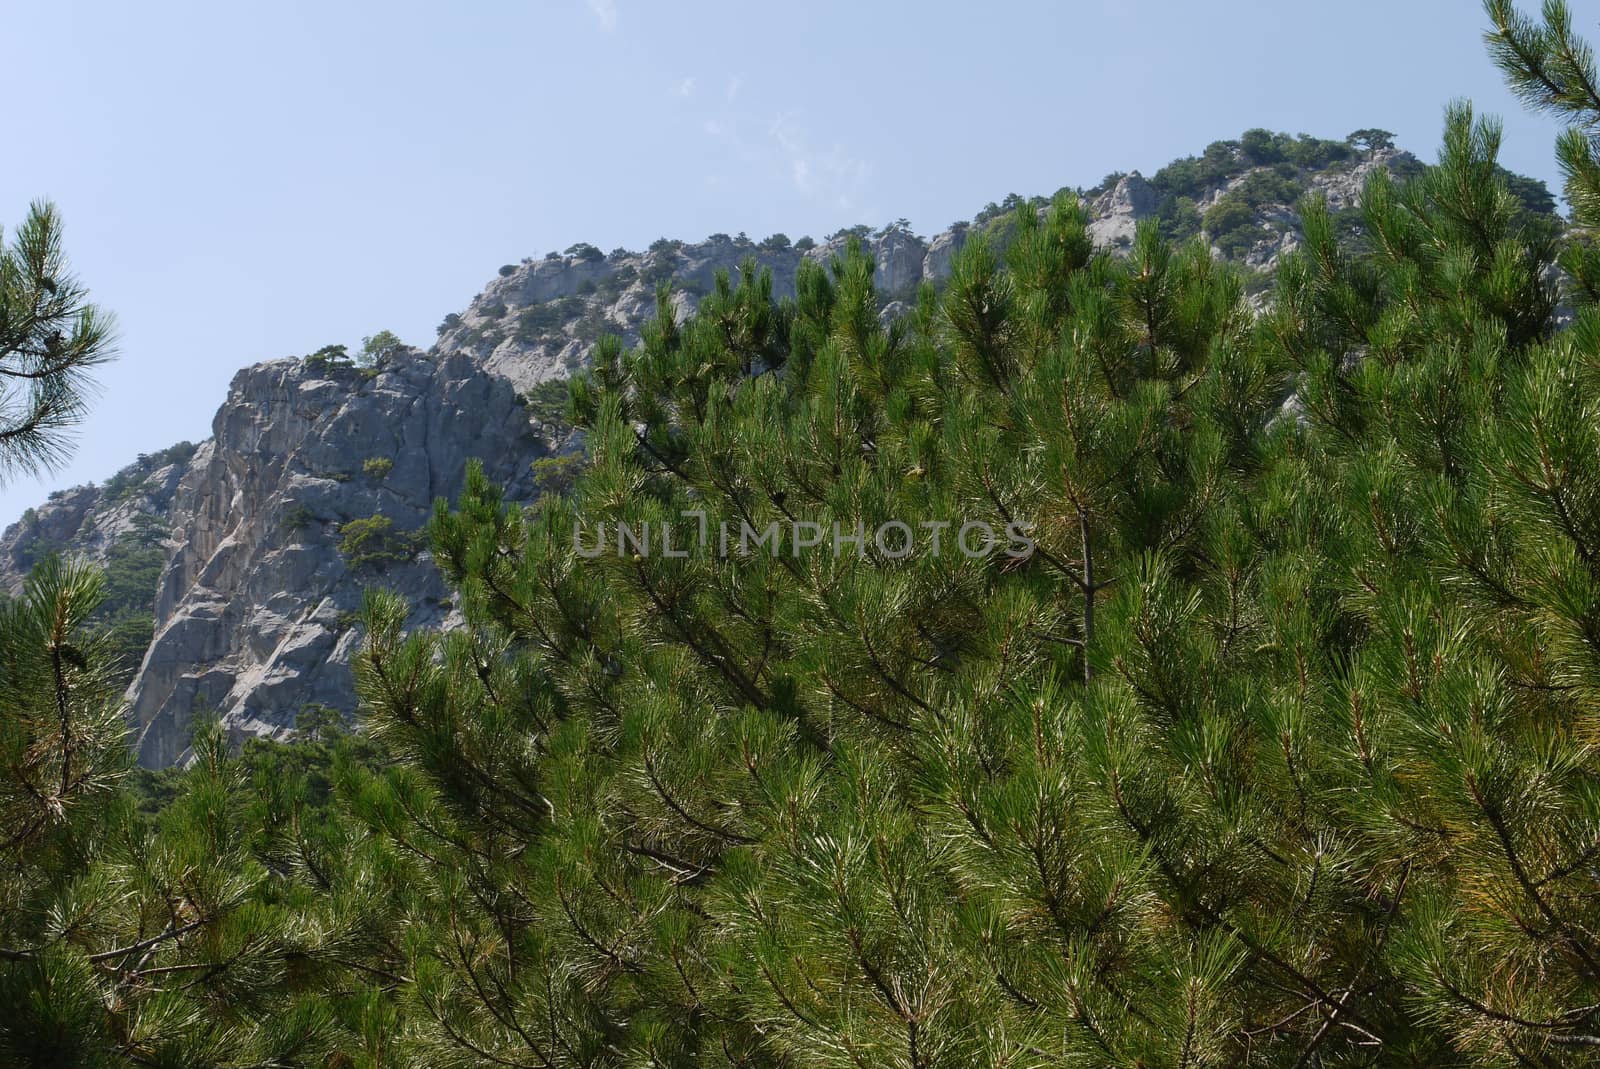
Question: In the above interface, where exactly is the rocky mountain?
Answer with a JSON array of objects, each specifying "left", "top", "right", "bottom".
[
  {"left": 3, "top": 351, "right": 545, "bottom": 766},
  {"left": 436, "top": 225, "right": 954, "bottom": 391},
  {"left": 0, "top": 130, "right": 1559, "bottom": 766},
  {"left": 436, "top": 137, "right": 1442, "bottom": 390}
]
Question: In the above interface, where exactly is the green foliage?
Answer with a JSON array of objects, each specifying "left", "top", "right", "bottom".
[
  {"left": 1239, "top": 125, "right": 1287, "bottom": 164},
  {"left": 0, "top": 202, "right": 116, "bottom": 483},
  {"left": 141, "top": 439, "right": 197, "bottom": 470},
  {"left": 640, "top": 255, "right": 677, "bottom": 287},
  {"left": 564, "top": 242, "right": 604, "bottom": 262},
  {"left": 100, "top": 465, "right": 149, "bottom": 503},
  {"left": 316, "top": 95, "right": 1590, "bottom": 1064},
  {"left": 1156, "top": 192, "right": 1203, "bottom": 242},
  {"left": 337, "top": 513, "right": 415, "bottom": 571},
  {"left": 1347, "top": 126, "right": 1396, "bottom": 153},
  {"left": 570, "top": 300, "right": 618, "bottom": 343},
  {"left": 1087, "top": 170, "right": 1127, "bottom": 196},
  {"left": 97, "top": 611, "right": 152, "bottom": 689},
  {"left": 361, "top": 455, "right": 394, "bottom": 480},
  {"left": 530, "top": 452, "right": 583, "bottom": 498},
  {"left": 86, "top": 514, "right": 165, "bottom": 686},
  {"left": 1197, "top": 168, "right": 1303, "bottom": 258},
  {"left": 279, "top": 502, "right": 315, "bottom": 535},
  {"left": 973, "top": 191, "right": 1027, "bottom": 224},
  {"left": 1501, "top": 164, "right": 1560, "bottom": 216},
  {"left": 1202, "top": 195, "right": 1266, "bottom": 256},
  {"left": 97, "top": 443, "right": 195, "bottom": 505},
  {"left": 515, "top": 295, "right": 586, "bottom": 343},
  {"left": 1151, "top": 130, "right": 1352, "bottom": 203},
  {"left": 10, "top": 12, "right": 1600, "bottom": 1064},
  {"left": 10, "top": 506, "right": 55, "bottom": 572},
  {"left": 1488, "top": 0, "right": 1600, "bottom": 224},
  {"left": 0, "top": 561, "right": 378, "bottom": 1064},
  {"left": 595, "top": 264, "right": 637, "bottom": 299},
  {"left": 234, "top": 705, "right": 389, "bottom": 813},
  {"left": 302, "top": 342, "right": 351, "bottom": 372},
  {"left": 356, "top": 328, "right": 403, "bottom": 367},
  {"left": 94, "top": 548, "right": 151, "bottom": 601},
  {"left": 351, "top": 197, "right": 1286, "bottom": 1064},
  {"left": 521, "top": 376, "right": 573, "bottom": 426}
]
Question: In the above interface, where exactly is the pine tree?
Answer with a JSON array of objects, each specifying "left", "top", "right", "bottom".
[
  {"left": 342, "top": 201, "right": 1308, "bottom": 1064},
  {"left": 17, "top": 3, "right": 1600, "bottom": 1063},
  {"left": 0, "top": 561, "right": 345, "bottom": 1065},
  {"left": 338, "top": 65, "right": 1600, "bottom": 1065},
  {"left": 0, "top": 202, "right": 116, "bottom": 481},
  {"left": 0, "top": 215, "right": 392, "bottom": 1066}
]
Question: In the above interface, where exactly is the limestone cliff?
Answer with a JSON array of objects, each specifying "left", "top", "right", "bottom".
[{"left": 129, "top": 349, "right": 543, "bottom": 765}]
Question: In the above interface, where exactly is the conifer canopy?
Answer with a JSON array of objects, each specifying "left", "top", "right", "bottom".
[{"left": 12, "top": 2, "right": 1600, "bottom": 1064}]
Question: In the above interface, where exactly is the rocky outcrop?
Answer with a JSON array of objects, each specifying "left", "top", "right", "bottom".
[
  {"left": 126, "top": 349, "right": 542, "bottom": 767},
  {"left": 439, "top": 148, "right": 1441, "bottom": 394},
  {"left": 441, "top": 227, "right": 941, "bottom": 392},
  {"left": 0, "top": 444, "right": 195, "bottom": 595},
  {"left": 922, "top": 228, "right": 966, "bottom": 282},
  {"left": 1088, "top": 172, "right": 1159, "bottom": 248},
  {"left": 1307, "top": 147, "right": 1410, "bottom": 211}
]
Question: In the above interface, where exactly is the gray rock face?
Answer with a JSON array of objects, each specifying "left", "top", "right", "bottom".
[
  {"left": 434, "top": 149, "right": 1431, "bottom": 394},
  {"left": 126, "top": 349, "right": 542, "bottom": 767},
  {"left": 922, "top": 229, "right": 966, "bottom": 283},
  {"left": 440, "top": 228, "right": 938, "bottom": 391},
  {"left": 1088, "top": 172, "right": 1159, "bottom": 248},
  {"left": 1308, "top": 147, "right": 1410, "bottom": 211},
  {"left": 0, "top": 446, "right": 194, "bottom": 595}
]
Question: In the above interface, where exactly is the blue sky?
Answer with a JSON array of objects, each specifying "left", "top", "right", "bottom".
[{"left": 0, "top": 0, "right": 1577, "bottom": 526}]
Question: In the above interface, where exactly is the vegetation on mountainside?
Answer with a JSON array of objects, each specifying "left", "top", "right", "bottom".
[
  {"left": 358, "top": 330, "right": 404, "bottom": 366},
  {"left": 337, "top": 512, "right": 417, "bottom": 571},
  {"left": 310, "top": 94, "right": 1588, "bottom": 1062},
  {"left": 455, "top": 127, "right": 1561, "bottom": 361},
  {"left": 91, "top": 514, "right": 166, "bottom": 688},
  {"left": 11, "top": 3, "right": 1600, "bottom": 1065}
]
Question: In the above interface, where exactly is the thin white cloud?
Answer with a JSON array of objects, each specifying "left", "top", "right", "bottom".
[
  {"left": 726, "top": 75, "right": 743, "bottom": 102},
  {"left": 689, "top": 97, "right": 873, "bottom": 217},
  {"left": 767, "top": 113, "right": 872, "bottom": 211},
  {"left": 585, "top": 0, "right": 618, "bottom": 31},
  {"left": 675, "top": 77, "right": 696, "bottom": 98}
]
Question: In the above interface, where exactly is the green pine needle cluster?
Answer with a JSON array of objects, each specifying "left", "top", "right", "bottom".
[{"left": 0, "top": 201, "right": 116, "bottom": 482}]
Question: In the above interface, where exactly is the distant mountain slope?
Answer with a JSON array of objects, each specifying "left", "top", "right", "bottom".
[
  {"left": 0, "top": 129, "right": 1562, "bottom": 765},
  {"left": 435, "top": 135, "right": 1478, "bottom": 391}
]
